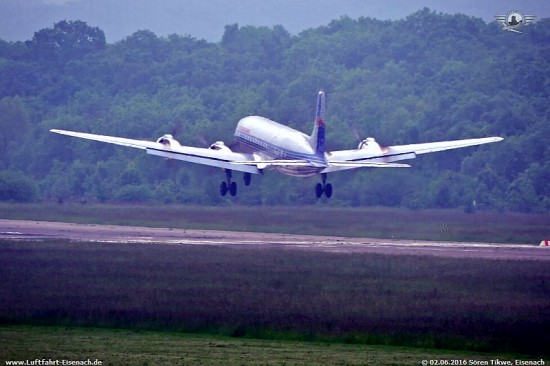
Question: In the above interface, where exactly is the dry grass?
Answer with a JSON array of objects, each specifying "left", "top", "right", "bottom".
[
  {"left": 0, "top": 239, "right": 548, "bottom": 356},
  {"left": 1, "top": 203, "right": 548, "bottom": 243}
]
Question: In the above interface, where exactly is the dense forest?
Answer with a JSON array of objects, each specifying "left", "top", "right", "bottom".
[{"left": 0, "top": 9, "right": 548, "bottom": 211}]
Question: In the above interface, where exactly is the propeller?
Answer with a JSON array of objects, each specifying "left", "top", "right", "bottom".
[
  {"left": 347, "top": 122, "right": 388, "bottom": 152},
  {"left": 350, "top": 123, "right": 363, "bottom": 143}
]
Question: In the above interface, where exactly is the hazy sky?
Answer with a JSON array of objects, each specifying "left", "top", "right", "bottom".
[{"left": 1, "top": 0, "right": 549, "bottom": 43}]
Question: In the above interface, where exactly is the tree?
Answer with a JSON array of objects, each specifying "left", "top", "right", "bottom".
[
  {"left": 0, "top": 171, "right": 36, "bottom": 202},
  {"left": 26, "top": 20, "right": 106, "bottom": 67},
  {"left": 0, "top": 96, "right": 30, "bottom": 169},
  {"left": 0, "top": 13, "right": 548, "bottom": 210}
]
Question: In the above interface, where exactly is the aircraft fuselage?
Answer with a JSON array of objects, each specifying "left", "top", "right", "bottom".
[{"left": 234, "top": 116, "right": 326, "bottom": 177}]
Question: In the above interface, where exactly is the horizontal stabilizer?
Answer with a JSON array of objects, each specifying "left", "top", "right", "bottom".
[
  {"left": 232, "top": 160, "right": 313, "bottom": 167},
  {"left": 329, "top": 161, "right": 411, "bottom": 168}
]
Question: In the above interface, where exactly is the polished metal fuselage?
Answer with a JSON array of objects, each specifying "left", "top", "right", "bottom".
[{"left": 234, "top": 116, "right": 326, "bottom": 177}]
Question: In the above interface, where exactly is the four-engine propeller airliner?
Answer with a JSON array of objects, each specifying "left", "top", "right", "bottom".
[{"left": 51, "top": 90, "right": 503, "bottom": 198}]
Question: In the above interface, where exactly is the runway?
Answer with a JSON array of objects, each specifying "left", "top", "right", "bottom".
[{"left": 0, "top": 219, "right": 548, "bottom": 261}]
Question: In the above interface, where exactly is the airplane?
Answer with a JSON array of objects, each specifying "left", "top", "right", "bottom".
[{"left": 50, "top": 90, "right": 503, "bottom": 198}]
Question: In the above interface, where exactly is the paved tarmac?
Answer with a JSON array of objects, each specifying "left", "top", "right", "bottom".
[{"left": 0, "top": 219, "right": 548, "bottom": 261}]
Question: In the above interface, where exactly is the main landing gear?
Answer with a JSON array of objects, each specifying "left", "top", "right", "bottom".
[
  {"left": 220, "top": 170, "right": 252, "bottom": 196},
  {"left": 220, "top": 169, "right": 237, "bottom": 196},
  {"left": 315, "top": 173, "right": 332, "bottom": 199}
]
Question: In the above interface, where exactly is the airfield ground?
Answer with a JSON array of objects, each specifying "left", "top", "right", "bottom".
[
  {"left": 0, "top": 217, "right": 549, "bottom": 364},
  {"left": 1, "top": 204, "right": 549, "bottom": 364},
  {"left": 1, "top": 203, "right": 548, "bottom": 244},
  {"left": 0, "top": 219, "right": 548, "bottom": 261},
  {"left": 1, "top": 325, "right": 535, "bottom": 366}
]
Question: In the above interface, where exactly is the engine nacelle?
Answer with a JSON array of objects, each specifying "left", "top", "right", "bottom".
[
  {"left": 357, "top": 137, "right": 388, "bottom": 154},
  {"left": 156, "top": 134, "right": 181, "bottom": 148},
  {"left": 209, "top": 141, "right": 232, "bottom": 153},
  {"left": 358, "top": 137, "right": 377, "bottom": 149}
]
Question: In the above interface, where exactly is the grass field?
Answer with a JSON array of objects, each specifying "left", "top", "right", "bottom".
[
  {"left": 1, "top": 239, "right": 548, "bottom": 359},
  {"left": 1, "top": 203, "right": 548, "bottom": 243},
  {"left": 0, "top": 325, "right": 523, "bottom": 366},
  {"left": 1, "top": 204, "right": 548, "bottom": 364}
]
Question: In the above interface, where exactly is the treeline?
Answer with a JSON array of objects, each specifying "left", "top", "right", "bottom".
[{"left": 0, "top": 10, "right": 548, "bottom": 211}]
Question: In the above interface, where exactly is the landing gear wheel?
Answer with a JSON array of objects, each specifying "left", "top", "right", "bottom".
[
  {"left": 315, "top": 173, "right": 333, "bottom": 199},
  {"left": 244, "top": 173, "right": 251, "bottom": 186},
  {"left": 221, "top": 169, "right": 237, "bottom": 197},
  {"left": 324, "top": 183, "right": 333, "bottom": 198},
  {"left": 220, "top": 182, "right": 228, "bottom": 196},
  {"left": 315, "top": 183, "right": 324, "bottom": 198}
]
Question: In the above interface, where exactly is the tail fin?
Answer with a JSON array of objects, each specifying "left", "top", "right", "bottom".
[{"left": 310, "top": 90, "right": 326, "bottom": 155}]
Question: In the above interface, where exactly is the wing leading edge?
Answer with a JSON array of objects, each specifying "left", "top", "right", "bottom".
[{"left": 389, "top": 137, "right": 504, "bottom": 155}]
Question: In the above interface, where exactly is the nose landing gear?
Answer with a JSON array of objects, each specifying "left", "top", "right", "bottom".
[{"left": 315, "top": 173, "right": 332, "bottom": 199}]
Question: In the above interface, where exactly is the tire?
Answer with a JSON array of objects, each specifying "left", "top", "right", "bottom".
[
  {"left": 230, "top": 182, "right": 237, "bottom": 196},
  {"left": 315, "top": 183, "right": 324, "bottom": 198},
  {"left": 244, "top": 173, "right": 251, "bottom": 186},
  {"left": 220, "top": 182, "right": 228, "bottom": 196},
  {"left": 324, "top": 183, "right": 333, "bottom": 198}
]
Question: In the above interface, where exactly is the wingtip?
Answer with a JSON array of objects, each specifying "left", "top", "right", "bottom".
[{"left": 50, "top": 129, "right": 72, "bottom": 134}]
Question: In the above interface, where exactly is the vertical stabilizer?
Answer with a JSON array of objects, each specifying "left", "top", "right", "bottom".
[{"left": 310, "top": 90, "right": 326, "bottom": 155}]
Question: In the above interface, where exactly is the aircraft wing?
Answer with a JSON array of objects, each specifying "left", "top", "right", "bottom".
[
  {"left": 50, "top": 129, "right": 260, "bottom": 174},
  {"left": 324, "top": 136, "right": 503, "bottom": 173},
  {"left": 388, "top": 137, "right": 504, "bottom": 155},
  {"left": 50, "top": 129, "right": 159, "bottom": 149}
]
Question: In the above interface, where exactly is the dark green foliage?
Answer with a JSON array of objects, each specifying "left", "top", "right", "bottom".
[
  {"left": 25, "top": 20, "right": 106, "bottom": 68},
  {"left": 0, "top": 96, "right": 30, "bottom": 170},
  {"left": 0, "top": 171, "right": 36, "bottom": 202},
  {"left": 0, "top": 14, "right": 548, "bottom": 210}
]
